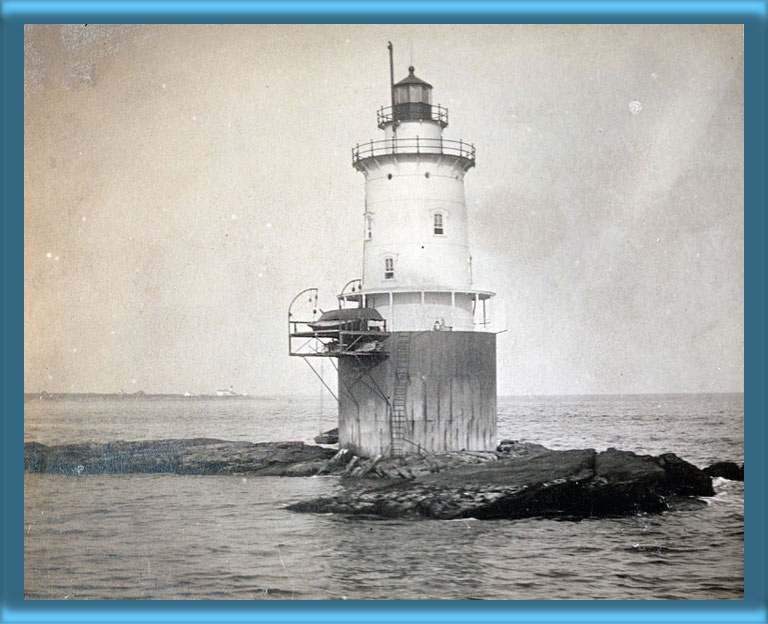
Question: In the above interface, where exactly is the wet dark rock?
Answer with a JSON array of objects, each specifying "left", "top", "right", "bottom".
[
  {"left": 26, "top": 438, "right": 721, "bottom": 522},
  {"left": 657, "top": 452, "right": 716, "bottom": 495},
  {"left": 703, "top": 461, "right": 744, "bottom": 481},
  {"left": 288, "top": 446, "right": 715, "bottom": 520},
  {"left": 24, "top": 439, "right": 336, "bottom": 476},
  {"left": 496, "top": 439, "right": 518, "bottom": 453},
  {"left": 313, "top": 427, "right": 338, "bottom": 445},
  {"left": 496, "top": 440, "right": 550, "bottom": 457}
]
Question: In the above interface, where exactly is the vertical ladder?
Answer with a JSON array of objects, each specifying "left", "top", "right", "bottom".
[{"left": 391, "top": 334, "right": 410, "bottom": 456}]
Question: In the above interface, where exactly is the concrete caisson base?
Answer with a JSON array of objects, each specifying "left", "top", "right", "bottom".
[{"left": 338, "top": 331, "right": 496, "bottom": 457}]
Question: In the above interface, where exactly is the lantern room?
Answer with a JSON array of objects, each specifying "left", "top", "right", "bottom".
[{"left": 392, "top": 66, "right": 433, "bottom": 122}]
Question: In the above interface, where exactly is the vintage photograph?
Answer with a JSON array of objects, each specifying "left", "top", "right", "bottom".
[{"left": 24, "top": 24, "right": 743, "bottom": 600}]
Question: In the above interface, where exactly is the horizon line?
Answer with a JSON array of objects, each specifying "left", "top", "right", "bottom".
[{"left": 23, "top": 389, "right": 745, "bottom": 398}]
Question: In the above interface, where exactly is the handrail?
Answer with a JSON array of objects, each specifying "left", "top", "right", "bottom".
[
  {"left": 352, "top": 137, "right": 475, "bottom": 167},
  {"left": 377, "top": 104, "right": 449, "bottom": 129}
]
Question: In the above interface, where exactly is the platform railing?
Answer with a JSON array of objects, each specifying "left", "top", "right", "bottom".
[
  {"left": 289, "top": 317, "right": 389, "bottom": 358},
  {"left": 288, "top": 286, "right": 390, "bottom": 358},
  {"left": 376, "top": 104, "right": 449, "bottom": 129},
  {"left": 352, "top": 137, "right": 475, "bottom": 168}
]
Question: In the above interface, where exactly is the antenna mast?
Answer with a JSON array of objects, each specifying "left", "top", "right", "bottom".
[{"left": 387, "top": 42, "right": 395, "bottom": 131}]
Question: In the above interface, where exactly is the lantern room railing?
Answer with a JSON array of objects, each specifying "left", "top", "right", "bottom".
[
  {"left": 377, "top": 104, "right": 449, "bottom": 129},
  {"left": 352, "top": 137, "right": 475, "bottom": 168}
]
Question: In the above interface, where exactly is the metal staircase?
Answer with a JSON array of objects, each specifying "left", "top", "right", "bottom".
[{"left": 391, "top": 334, "right": 410, "bottom": 456}]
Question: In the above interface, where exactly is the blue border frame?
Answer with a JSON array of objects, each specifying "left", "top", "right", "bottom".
[{"left": 2, "top": 2, "right": 765, "bottom": 622}]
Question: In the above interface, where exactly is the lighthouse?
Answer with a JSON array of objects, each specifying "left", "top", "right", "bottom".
[{"left": 289, "top": 50, "right": 496, "bottom": 457}]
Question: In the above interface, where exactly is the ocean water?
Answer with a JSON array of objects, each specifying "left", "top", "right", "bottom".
[{"left": 24, "top": 393, "right": 744, "bottom": 600}]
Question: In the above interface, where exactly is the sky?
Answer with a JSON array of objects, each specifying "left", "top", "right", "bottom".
[{"left": 23, "top": 24, "right": 744, "bottom": 396}]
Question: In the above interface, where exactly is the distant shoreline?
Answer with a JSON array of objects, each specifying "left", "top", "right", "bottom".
[
  {"left": 24, "top": 391, "right": 745, "bottom": 400},
  {"left": 24, "top": 392, "right": 257, "bottom": 400}
]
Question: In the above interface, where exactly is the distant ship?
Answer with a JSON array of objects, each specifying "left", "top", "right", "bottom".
[{"left": 216, "top": 386, "right": 244, "bottom": 397}]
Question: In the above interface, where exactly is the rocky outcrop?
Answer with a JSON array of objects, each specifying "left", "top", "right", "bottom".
[
  {"left": 313, "top": 427, "right": 338, "bottom": 445},
  {"left": 319, "top": 448, "right": 501, "bottom": 480},
  {"left": 287, "top": 444, "right": 715, "bottom": 520},
  {"left": 24, "top": 439, "right": 336, "bottom": 476},
  {"left": 25, "top": 438, "right": 721, "bottom": 522},
  {"left": 703, "top": 461, "right": 744, "bottom": 481}
]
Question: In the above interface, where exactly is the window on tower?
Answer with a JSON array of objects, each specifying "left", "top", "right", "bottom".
[
  {"left": 433, "top": 212, "right": 445, "bottom": 236},
  {"left": 365, "top": 215, "right": 373, "bottom": 241},
  {"left": 384, "top": 257, "right": 394, "bottom": 280}
]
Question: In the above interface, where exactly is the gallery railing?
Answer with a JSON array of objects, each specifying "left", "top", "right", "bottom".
[{"left": 352, "top": 137, "right": 475, "bottom": 168}]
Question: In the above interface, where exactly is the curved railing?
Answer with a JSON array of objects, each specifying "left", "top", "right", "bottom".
[
  {"left": 352, "top": 137, "right": 475, "bottom": 168},
  {"left": 377, "top": 104, "right": 449, "bottom": 129}
]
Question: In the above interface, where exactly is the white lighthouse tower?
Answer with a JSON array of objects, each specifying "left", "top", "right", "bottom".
[{"left": 289, "top": 49, "right": 496, "bottom": 457}]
